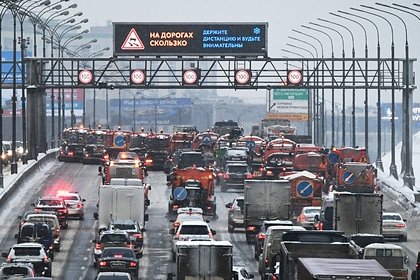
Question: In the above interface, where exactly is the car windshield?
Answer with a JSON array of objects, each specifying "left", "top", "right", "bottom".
[
  {"left": 2, "top": 266, "right": 31, "bottom": 276},
  {"left": 102, "top": 248, "right": 135, "bottom": 258},
  {"left": 351, "top": 236, "right": 385, "bottom": 247},
  {"left": 111, "top": 224, "right": 136, "bottom": 231},
  {"left": 179, "top": 225, "right": 209, "bottom": 235},
  {"left": 305, "top": 208, "right": 320, "bottom": 214},
  {"left": 98, "top": 276, "right": 131, "bottom": 280},
  {"left": 101, "top": 234, "right": 128, "bottom": 243},
  {"left": 383, "top": 214, "right": 402, "bottom": 221},
  {"left": 39, "top": 199, "right": 62, "bottom": 206},
  {"left": 58, "top": 195, "right": 79, "bottom": 201},
  {"left": 13, "top": 248, "right": 41, "bottom": 256},
  {"left": 26, "top": 216, "right": 56, "bottom": 229},
  {"left": 227, "top": 166, "right": 248, "bottom": 173}
]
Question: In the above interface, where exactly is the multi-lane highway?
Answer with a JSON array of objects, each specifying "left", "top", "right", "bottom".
[{"left": 0, "top": 159, "right": 417, "bottom": 279}]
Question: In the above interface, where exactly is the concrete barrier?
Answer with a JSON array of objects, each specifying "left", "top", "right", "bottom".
[{"left": 0, "top": 150, "right": 58, "bottom": 207}]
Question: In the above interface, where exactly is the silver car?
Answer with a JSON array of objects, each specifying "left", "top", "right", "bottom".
[
  {"left": 296, "top": 206, "right": 321, "bottom": 229},
  {"left": 225, "top": 196, "right": 245, "bottom": 233},
  {"left": 57, "top": 192, "right": 85, "bottom": 220},
  {"left": 382, "top": 212, "right": 407, "bottom": 242}
]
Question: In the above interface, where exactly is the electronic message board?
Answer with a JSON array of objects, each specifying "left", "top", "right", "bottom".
[{"left": 113, "top": 22, "right": 268, "bottom": 56}]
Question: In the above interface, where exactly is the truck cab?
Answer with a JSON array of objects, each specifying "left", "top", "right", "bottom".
[{"left": 363, "top": 243, "right": 409, "bottom": 280}]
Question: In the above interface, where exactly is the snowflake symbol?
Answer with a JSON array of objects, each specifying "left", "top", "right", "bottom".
[{"left": 254, "top": 27, "right": 261, "bottom": 35}]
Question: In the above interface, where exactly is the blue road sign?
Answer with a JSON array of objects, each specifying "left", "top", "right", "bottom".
[
  {"left": 296, "top": 180, "right": 314, "bottom": 198},
  {"left": 173, "top": 187, "right": 187, "bottom": 201}
]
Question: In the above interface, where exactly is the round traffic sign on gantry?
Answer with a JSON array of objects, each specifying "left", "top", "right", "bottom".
[
  {"left": 296, "top": 180, "right": 314, "bottom": 198},
  {"left": 69, "top": 133, "right": 78, "bottom": 143},
  {"left": 131, "top": 70, "right": 145, "bottom": 84},
  {"left": 235, "top": 69, "right": 250, "bottom": 85},
  {"left": 183, "top": 70, "right": 198, "bottom": 84},
  {"left": 86, "top": 135, "right": 95, "bottom": 144},
  {"left": 328, "top": 152, "right": 339, "bottom": 164},
  {"left": 78, "top": 70, "right": 93, "bottom": 84},
  {"left": 173, "top": 187, "right": 187, "bottom": 201},
  {"left": 288, "top": 70, "right": 303, "bottom": 85},
  {"left": 202, "top": 135, "right": 212, "bottom": 145}
]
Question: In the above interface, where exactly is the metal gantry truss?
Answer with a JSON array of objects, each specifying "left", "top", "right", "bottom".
[
  {"left": 22, "top": 55, "right": 415, "bottom": 189},
  {"left": 24, "top": 56, "right": 408, "bottom": 90}
]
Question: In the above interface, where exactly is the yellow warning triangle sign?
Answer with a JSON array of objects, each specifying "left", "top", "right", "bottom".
[{"left": 121, "top": 28, "right": 145, "bottom": 50}]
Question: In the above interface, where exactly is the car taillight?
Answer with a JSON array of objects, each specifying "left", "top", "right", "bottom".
[
  {"left": 257, "top": 233, "right": 265, "bottom": 240},
  {"left": 43, "top": 256, "right": 48, "bottom": 262},
  {"left": 230, "top": 205, "right": 235, "bottom": 210},
  {"left": 6, "top": 256, "right": 11, "bottom": 262},
  {"left": 77, "top": 203, "right": 83, "bottom": 208},
  {"left": 266, "top": 170, "right": 273, "bottom": 176},
  {"left": 84, "top": 154, "right": 89, "bottom": 158},
  {"left": 95, "top": 243, "right": 101, "bottom": 250},
  {"left": 246, "top": 173, "right": 253, "bottom": 179},
  {"left": 206, "top": 206, "right": 212, "bottom": 210},
  {"left": 300, "top": 215, "right": 307, "bottom": 222},
  {"left": 396, "top": 223, "right": 406, "bottom": 227},
  {"left": 68, "top": 151, "right": 74, "bottom": 156},
  {"left": 208, "top": 232, "right": 213, "bottom": 238},
  {"left": 174, "top": 222, "right": 180, "bottom": 228},
  {"left": 217, "top": 172, "right": 223, "bottom": 177},
  {"left": 174, "top": 232, "right": 180, "bottom": 239},
  {"left": 58, "top": 209, "right": 67, "bottom": 214},
  {"left": 247, "top": 226, "right": 255, "bottom": 231},
  {"left": 127, "top": 244, "right": 133, "bottom": 249},
  {"left": 132, "top": 233, "right": 142, "bottom": 239},
  {"left": 145, "top": 159, "right": 153, "bottom": 164},
  {"left": 319, "top": 222, "right": 324, "bottom": 231},
  {"left": 223, "top": 173, "right": 229, "bottom": 179},
  {"left": 129, "top": 261, "right": 137, "bottom": 267},
  {"left": 172, "top": 205, "right": 179, "bottom": 210},
  {"left": 99, "top": 261, "right": 107, "bottom": 267}
]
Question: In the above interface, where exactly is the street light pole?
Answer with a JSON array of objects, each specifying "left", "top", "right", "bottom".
[
  {"left": 312, "top": 20, "right": 346, "bottom": 147},
  {"left": 354, "top": 6, "right": 396, "bottom": 178},
  {"left": 374, "top": 2, "right": 414, "bottom": 188},
  {"left": 292, "top": 29, "right": 325, "bottom": 146},
  {"left": 334, "top": 11, "right": 370, "bottom": 154},
  {"left": 302, "top": 24, "right": 335, "bottom": 147},
  {"left": 344, "top": 8, "right": 382, "bottom": 169}
]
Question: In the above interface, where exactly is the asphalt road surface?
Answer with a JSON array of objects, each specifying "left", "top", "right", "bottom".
[{"left": 0, "top": 159, "right": 417, "bottom": 279}]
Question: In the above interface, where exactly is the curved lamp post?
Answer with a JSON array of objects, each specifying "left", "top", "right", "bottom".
[
  {"left": 302, "top": 24, "right": 336, "bottom": 147},
  {"left": 353, "top": 5, "right": 396, "bottom": 178}
]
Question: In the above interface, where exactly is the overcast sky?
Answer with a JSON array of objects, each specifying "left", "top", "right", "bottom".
[{"left": 69, "top": 0, "right": 420, "bottom": 103}]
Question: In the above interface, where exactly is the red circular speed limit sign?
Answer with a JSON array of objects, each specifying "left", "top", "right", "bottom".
[
  {"left": 183, "top": 69, "right": 198, "bottom": 85},
  {"left": 235, "top": 70, "right": 251, "bottom": 85},
  {"left": 288, "top": 70, "right": 303, "bottom": 85},
  {"left": 78, "top": 70, "right": 93, "bottom": 84},
  {"left": 131, "top": 70, "right": 145, "bottom": 84}
]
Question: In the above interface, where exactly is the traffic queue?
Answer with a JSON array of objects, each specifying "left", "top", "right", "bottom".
[{"left": 4, "top": 117, "right": 411, "bottom": 280}]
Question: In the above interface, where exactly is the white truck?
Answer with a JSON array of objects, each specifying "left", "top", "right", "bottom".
[
  {"left": 93, "top": 178, "right": 148, "bottom": 232},
  {"left": 167, "top": 240, "right": 233, "bottom": 280},
  {"left": 244, "top": 180, "right": 290, "bottom": 243},
  {"left": 316, "top": 191, "right": 383, "bottom": 237}
]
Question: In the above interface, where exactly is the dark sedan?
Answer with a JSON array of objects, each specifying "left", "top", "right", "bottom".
[{"left": 97, "top": 247, "right": 139, "bottom": 280}]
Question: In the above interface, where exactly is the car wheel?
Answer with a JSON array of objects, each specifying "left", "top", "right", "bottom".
[{"left": 56, "top": 243, "right": 60, "bottom": 252}]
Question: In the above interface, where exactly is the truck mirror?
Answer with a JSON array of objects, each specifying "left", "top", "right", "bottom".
[
  {"left": 1, "top": 253, "right": 7, "bottom": 258},
  {"left": 404, "top": 255, "right": 409, "bottom": 264},
  {"left": 144, "top": 213, "right": 149, "bottom": 222},
  {"left": 169, "top": 228, "right": 175, "bottom": 235},
  {"left": 211, "top": 229, "right": 217, "bottom": 235},
  {"left": 145, "top": 199, "right": 150, "bottom": 207},
  {"left": 314, "top": 214, "right": 319, "bottom": 221},
  {"left": 14, "top": 234, "right": 18, "bottom": 239},
  {"left": 93, "top": 212, "right": 99, "bottom": 220},
  {"left": 225, "top": 202, "right": 232, "bottom": 208},
  {"left": 98, "top": 166, "right": 102, "bottom": 173},
  {"left": 167, "top": 273, "right": 173, "bottom": 280}
]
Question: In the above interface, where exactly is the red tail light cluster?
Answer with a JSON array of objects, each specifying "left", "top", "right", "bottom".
[{"left": 77, "top": 203, "right": 83, "bottom": 208}]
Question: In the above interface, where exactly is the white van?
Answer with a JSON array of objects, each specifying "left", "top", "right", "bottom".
[{"left": 24, "top": 212, "right": 61, "bottom": 252}]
